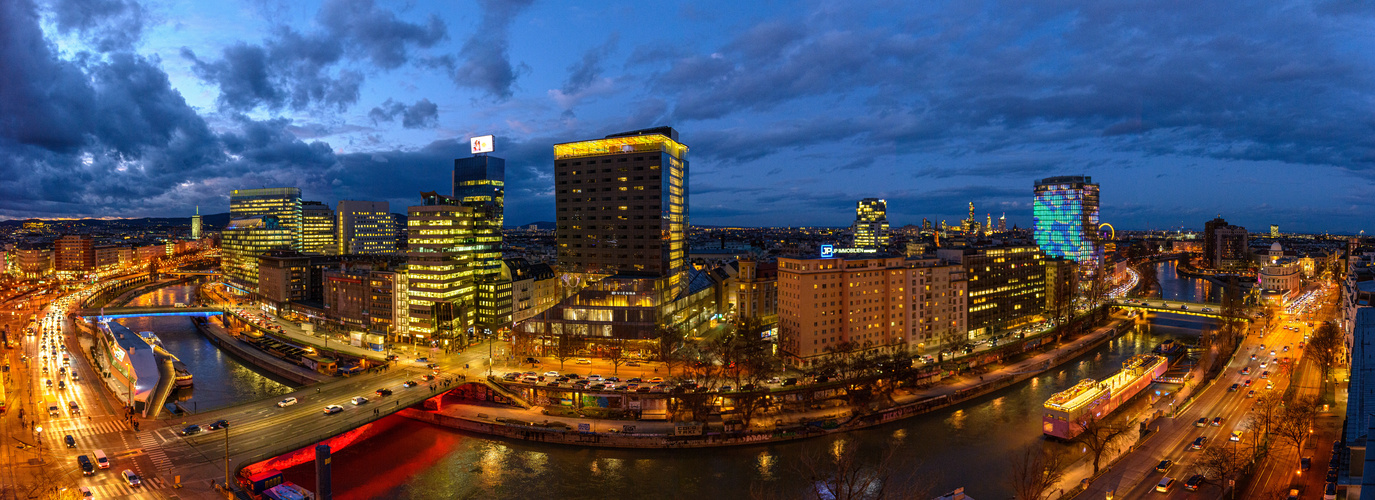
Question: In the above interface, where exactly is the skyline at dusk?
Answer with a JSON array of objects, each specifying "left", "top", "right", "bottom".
[{"left": 2, "top": 0, "right": 1373, "bottom": 233}]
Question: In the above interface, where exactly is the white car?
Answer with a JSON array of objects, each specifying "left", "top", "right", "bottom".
[
  {"left": 323, "top": 405, "right": 344, "bottom": 415},
  {"left": 350, "top": 396, "right": 369, "bottom": 405},
  {"left": 121, "top": 469, "right": 141, "bottom": 487},
  {"left": 588, "top": 374, "right": 603, "bottom": 382},
  {"left": 277, "top": 397, "right": 298, "bottom": 408},
  {"left": 543, "top": 371, "right": 559, "bottom": 378}
]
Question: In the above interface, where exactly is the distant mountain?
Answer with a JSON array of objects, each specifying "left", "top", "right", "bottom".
[
  {"left": 509, "top": 221, "right": 555, "bottom": 230},
  {"left": 0, "top": 213, "right": 232, "bottom": 229}
]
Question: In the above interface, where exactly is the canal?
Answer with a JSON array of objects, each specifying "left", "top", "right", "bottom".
[
  {"left": 118, "top": 284, "right": 296, "bottom": 413},
  {"left": 284, "top": 262, "right": 1220, "bottom": 500}
]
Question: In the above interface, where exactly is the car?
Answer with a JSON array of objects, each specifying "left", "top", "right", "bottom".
[
  {"left": 121, "top": 469, "right": 141, "bottom": 487},
  {"left": 69, "top": 401, "right": 81, "bottom": 415},
  {"left": 78, "top": 455, "right": 95, "bottom": 475},
  {"left": 1229, "top": 383, "right": 1240, "bottom": 392},
  {"left": 1247, "top": 390, "right": 1256, "bottom": 398},
  {"left": 1288, "top": 488, "right": 1300, "bottom": 500},
  {"left": 1325, "top": 482, "right": 1338, "bottom": 500},
  {"left": 576, "top": 358, "right": 592, "bottom": 365},
  {"left": 65, "top": 434, "right": 76, "bottom": 448},
  {"left": 277, "top": 397, "right": 298, "bottom": 407},
  {"left": 1184, "top": 474, "right": 1205, "bottom": 491},
  {"left": 1196, "top": 417, "right": 1208, "bottom": 427},
  {"left": 1244, "top": 379, "right": 1252, "bottom": 387},
  {"left": 323, "top": 405, "right": 344, "bottom": 415},
  {"left": 544, "top": 371, "right": 559, "bottom": 378},
  {"left": 1241, "top": 367, "right": 1251, "bottom": 375},
  {"left": 1155, "top": 459, "right": 1172, "bottom": 472},
  {"left": 783, "top": 377, "right": 799, "bottom": 386},
  {"left": 403, "top": 380, "right": 418, "bottom": 388},
  {"left": 1262, "top": 371, "right": 1270, "bottom": 379},
  {"left": 1212, "top": 417, "right": 1224, "bottom": 426},
  {"left": 1156, "top": 477, "right": 1175, "bottom": 493},
  {"left": 181, "top": 424, "right": 202, "bottom": 436},
  {"left": 351, "top": 396, "right": 369, "bottom": 405},
  {"left": 422, "top": 374, "right": 436, "bottom": 381},
  {"left": 1251, "top": 354, "right": 1257, "bottom": 360},
  {"left": 648, "top": 377, "right": 664, "bottom": 384},
  {"left": 208, "top": 419, "right": 229, "bottom": 430},
  {"left": 78, "top": 486, "right": 93, "bottom": 499},
  {"left": 1191, "top": 436, "right": 1207, "bottom": 450},
  {"left": 45, "top": 379, "right": 52, "bottom": 387},
  {"left": 1267, "top": 381, "right": 1275, "bottom": 390},
  {"left": 1302, "top": 457, "right": 1312, "bottom": 471},
  {"left": 415, "top": 357, "right": 428, "bottom": 363},
  {"left": 1231, "top": 430, "right": 1244, "bottom": 441}
]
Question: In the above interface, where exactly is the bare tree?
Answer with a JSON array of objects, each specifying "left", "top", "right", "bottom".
[
  {"left": 1191, "top": 442, "right": 1252, "bottom": 484},
  {"left": 1006, "top": 444, "right": 1068, "bottom": 500},
  {"left": 607, "top": 339, "right": 627, "bottom": 376},
  {"left": 552, "top": 331, "right": 575, "bottom": 371},
  {"left": 730, "top": 389, "right": 772, "bottom": 429},
  {"left": 1274, "top": 396, "right": 1320, "bottom": 454},
  {"left": 1246, "top": 391, "right": 1285, "bottom": 443},
  {"left": 751, "top": 440, "right": 931, "bottom": 500},
  {"left": 1076, "top": 412, "right": 1134, "bottom": 474},
  {"left": 1307, "top": 321, "right": 1343, "bottom": 385},
  {"left": 658, "top": 324, "right": 686, "bottom": 377}
]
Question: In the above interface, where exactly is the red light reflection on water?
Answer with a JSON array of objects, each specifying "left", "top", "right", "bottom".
[{"left": 278, "top": 415, "right": 464, "bottom": 499}]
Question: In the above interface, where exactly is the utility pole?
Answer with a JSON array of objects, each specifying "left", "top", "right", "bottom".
[{"left": 224, "top": 424, "right": 230, "bottom": 489}]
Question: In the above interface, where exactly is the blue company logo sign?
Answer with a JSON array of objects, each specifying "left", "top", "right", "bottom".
[{"left": 820, "top": 245, "right": 834, "bottom": 258}]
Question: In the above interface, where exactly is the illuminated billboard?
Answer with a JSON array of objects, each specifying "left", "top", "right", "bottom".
[
  {"left": 820, "top": 245, "right": 834, "bottom": 258},
  {"left": 470, "top": 135, "right": 494, "bottom": 154}
]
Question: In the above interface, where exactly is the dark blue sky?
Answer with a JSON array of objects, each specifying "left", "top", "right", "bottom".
[{"left": 1, "top": 0, "right": 1372, "bottom": 233}]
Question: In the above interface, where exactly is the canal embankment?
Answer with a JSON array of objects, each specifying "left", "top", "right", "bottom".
[
  {"left": 398, "top": 316, "right": 1134, "bottom": 449},
  {"left": 189, "top": 317, "right": 330, "bottom": 387}
]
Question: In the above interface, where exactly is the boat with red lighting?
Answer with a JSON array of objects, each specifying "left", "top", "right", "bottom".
[{"left": 1042, "top": 354, "right": 1167, "bottom": 439}]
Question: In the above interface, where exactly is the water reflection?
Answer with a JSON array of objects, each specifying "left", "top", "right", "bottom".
[{"left": 121, "top": 285, "right": 295, "bottom": 412}]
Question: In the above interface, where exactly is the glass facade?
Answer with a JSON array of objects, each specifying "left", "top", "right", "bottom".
[
  {"left": 301, "top": 201, "right": 335, "bottom": 254},
  {"left": 1032, "top": 176, "right": 1100, "bottom": 265},
  {"left": 337, "top": 200, "right": 399, "bottom": 255},
  {"left": 406, "top": 194, "right": 476, "bottom": 343},
  {"left": 852, "top": 198, "right": 890, "bottom": 250},
  {"left": 225, "top": 187, "right": 302, "bottom": 288},
  {"left": 454, "top": 155, "right": 511, "bottom": 333}
]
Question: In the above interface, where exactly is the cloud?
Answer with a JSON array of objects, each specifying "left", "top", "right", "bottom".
[
  {"left": 430, "top": 0, "right": 535, "bottom": 100},
  {"left": 316, "top": 0, "right": 446, "bottom": 69},
  {"left": 368, "top": 98, "right": 439, "bottom": 129},
  {"left": 48, "top": 0, "right": 146, "bottom": 52}
]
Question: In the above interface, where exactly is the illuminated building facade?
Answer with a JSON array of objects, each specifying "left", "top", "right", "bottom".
[
  {"left": 852, "top": 198, "right": 890, "bottom": 250},
  {"left": 736, "top": 257, "right": 778, "bottom": 325},
  {"left": 301, "top": 201, "right": 336, "bottom": 255},
  {"left": 55, "top": 235, "right": 95, "bottom": 273},
  {"left": 1033, "top": 176, "right": 1101, "bottom": 265},
  {"left": 1203, "top": 216, "right": 1249, "bottom": 269},
  {"left": 777, "top": 254, "right": 966, "bottom": 366},
  {"left": 519, "top": 127, "right": 690, "bottom": 354},
  {"left": 229, "top": 188, "right": 302, "bottom": 250},
  {"left": 406, "top": 193, "right": 476, "bottom": 345},
  {"left": 938, "top": 244, "right": 1047, "bottom": 336},
  {"left": 454, "top": 154, "right": 510, "bottom": 334},
  {"left": 337, "top": 200, "right": 399, "bottom": 255},
  {"left": 15, "top": 245, "right": 53, "bottom": 280},
  {"left": 1271, "top": 224, "right": 1280, "bottom": 238},
  {"left": 191, "top": 206, "right": 202, "bottom": 240},
  {"left": 222, "top": 216, "right": 295, "bottom": 288}
]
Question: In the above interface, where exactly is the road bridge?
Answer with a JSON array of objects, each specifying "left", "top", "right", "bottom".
[
  {"left": 1110, "top": 298, "right": 1252, "bottom": 320},
  {"left": 75, "top": 305, "right": 225, "bottom": 319}
]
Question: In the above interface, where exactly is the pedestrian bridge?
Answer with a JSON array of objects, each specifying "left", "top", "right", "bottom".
[
  {"left": 75, "top": 305, "right": 224, "bottom": 319},
  {"left": 1110, "top": 299, "right": 1250, "bottom": 320}
]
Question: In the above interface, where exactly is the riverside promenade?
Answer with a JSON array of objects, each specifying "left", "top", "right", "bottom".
[{"left": 400, "top": 315, "right": 1135, "bottom": 449}]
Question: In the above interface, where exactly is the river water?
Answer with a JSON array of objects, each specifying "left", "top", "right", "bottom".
[
  {"left": 118, "top": 284, "right": 296, "bottom": 413},
  {"left": 285, "top": 262, "right": 1219, "bottom": 500}
]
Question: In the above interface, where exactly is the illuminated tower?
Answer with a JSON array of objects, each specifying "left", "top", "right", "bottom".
[
  {"left": 998, "top": 213, "right": 1007, "bottom": 232},
  {"left": 1270, "top": 224, "right": 1279, "bottom": 238},
  {"left": 191, "top": 206, "right": 202, "bottom": 240},
  {"left": 406, "top": 192, "right": 476, "bottom": 344},
  {"left": 1033, "top": 176, "right": 1101, "bottom": 264},
  {"left": 224, "top": 187, "right": 302, "bottom": 288},
  {"left": 454, "top": 151, "right": 510, "bottom": 335},
  {"left": 852, "top": 198, "right": 890, "bottom": 250}
]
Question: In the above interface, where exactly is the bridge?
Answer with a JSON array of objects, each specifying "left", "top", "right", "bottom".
[
  {"left": 75, "top": 305, "right": 225, "bottom": 319},
  {"left": 162, "top": 269, "right": 218, "bottom": 276},
  {"left": 1110, "top": 298, "right": 1252, "bottom": 320}
]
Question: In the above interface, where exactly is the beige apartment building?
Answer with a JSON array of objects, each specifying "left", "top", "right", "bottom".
[{"left": 777, "top": 254, "right": 966, "bottom": 366}]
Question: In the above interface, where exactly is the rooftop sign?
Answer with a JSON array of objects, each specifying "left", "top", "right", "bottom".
[{"left": 471, "top": 135, "right": 494, "bottom": 154}]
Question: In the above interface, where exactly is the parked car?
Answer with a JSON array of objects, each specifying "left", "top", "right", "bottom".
[
  {"left": 576, "top": 358, "right": 592, "bottom": 365},
  {"left": 277, "top": 397, "right": 298, "bottom": 407}
]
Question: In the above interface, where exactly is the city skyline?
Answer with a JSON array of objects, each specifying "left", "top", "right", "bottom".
[{"left": 2, "top": 0, "right": 1373, "bottom": 234}]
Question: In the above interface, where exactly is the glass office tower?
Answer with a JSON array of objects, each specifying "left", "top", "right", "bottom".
[{"left": 1032, "top": 176, "right": 1100, "bottom": 265}]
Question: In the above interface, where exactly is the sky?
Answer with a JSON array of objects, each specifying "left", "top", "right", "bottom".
[{"left": 1, "top": 0, "right": 1373, "bottom": 233}]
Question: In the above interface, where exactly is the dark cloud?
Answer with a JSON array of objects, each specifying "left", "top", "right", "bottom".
[
  {"left": 316, "top": 0, "right": 446, "bottom": 69},
  {"left": 368, "top": 98, "right": 439, "bottom": 129},
  {"left": 431, "top": 0, "right": 535, "bottom": 100},
  {"left": 49, "top": 0, "right": 146, "bottom": 52},
  {"left": 562, "top": 34, "right": 618, "bottom": 95}
]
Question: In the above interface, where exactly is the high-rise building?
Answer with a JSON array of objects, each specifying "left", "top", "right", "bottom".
[
  {"left": 301, "top": 201, "right": 336, "bottom": 255},
  {"left": 454, "top": 154, "right": 510, "bottom": 334},
  {"left": 938, "top": 244, "right": 1047, "bottom": 336},
  {"left": 1271, "top": 224, "right": 1280, "bottom": 238},
  {"left": 191, "top": 206, "right": 202, "bottom": 240},
  {"left": 224, "top": 188, "right": 302, "bottom": 289},
  {"left": 55, "top": 235, "right": 95, "bottom": 273},
  {"left": 518, "top": 127, "right": 689, "bottom": 353},
  {"left": 1203, "top": 216, "right": 1249, "bottom": 270},
  {"left": 406, "top": 192, "right": 476, "bottom": 344},
  {"left": 777, "top": 254, "right": 966, "bottom": 366},
  {"left": 852, "top": 198, "right": 890, "bottom": 250},
  {"left": 337, "top": 201, "right": 399, "bottom": 255},
  {"left": 1033, "top": 176, "right": 1100, "bottom": 265}
]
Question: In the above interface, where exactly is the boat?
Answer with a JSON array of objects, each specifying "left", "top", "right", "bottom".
[
  {"left": 138, "top": 332, "right": 194, "bottom": 387},
  {"left": 1042, "top": 354, "right": 1168, "bottom": 439},
  {"left": 1153, "top": 339, "right": 1181, "bottom": 354},
  {"left": 173, "top": 361, "right": 193, "bottom": 387}
]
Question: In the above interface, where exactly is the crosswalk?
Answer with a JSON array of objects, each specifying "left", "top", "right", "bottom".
[
  {"left": 43, "top": 419, "right": 130, "bottom": 448},
  {"left": 84, "top": 476, "right": 169, "bottom": 497},
  {"left": 136, "top": 431, "right": 173, "bottom": 471}
]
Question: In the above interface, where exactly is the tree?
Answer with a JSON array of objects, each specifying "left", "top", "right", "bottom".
[
  {"left": 552, "top": 331, "right": 576, "bottom": 371},
  {"left": 1247, "top": 391, "right": 1285, "bottom": 442},
  {"left": 730, "top": 389, "right": 772, "bottom": 429},
  {"left": 1274, "top": 396, "right": 1320, "bottom": 454},
  {"left": 607, "top": 339, "right": 627, "bottom": 376},
  {"left": 1006, "top": 444, "right": 1068, "bottom": 500},
  {"left": 1076, "top": 412, "right": 1133, "bottom": 474},
  {"left": 1191, "top": 442, "right": 1252, "bottom": 485},
  {"left": 1082, "top": 260, "right": 1113, "bottom": 319},
  {"left": 658, "top": 324, "right": 686, "bottom": 377},
  {"left": 1306, "top": 321, "right": 1343, "bottom": 385}
]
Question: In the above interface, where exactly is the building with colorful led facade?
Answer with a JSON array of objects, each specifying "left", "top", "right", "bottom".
[
  {"left": 852, "top": 198, "right": 890, "bottom": 250},
  {"left": 454, "top": 153, "right": 511, "bottom": 335},
  {"left": 1033, "top": 176, "right": 1100, "bottom": 265},
  {"left": 518, "top": 127, "right": 691, "bottom": 355}
]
